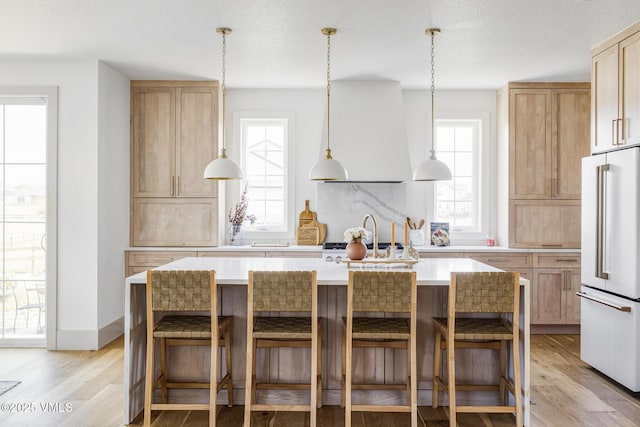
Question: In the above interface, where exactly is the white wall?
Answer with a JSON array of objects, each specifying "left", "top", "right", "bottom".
[
  {"left": 227, "top": 87, "right": 497, "bottom": 244},
  {"left": 0, "top": 59, "right": 128, "bottom": 349},
  {"left": 97, "top": 62, "right": 129, "bottom": 345}
]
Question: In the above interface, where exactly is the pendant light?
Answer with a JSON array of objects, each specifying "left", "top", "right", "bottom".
[
  {"left": 204, "top": 27, "right": 243, "bottom": 180},
  {"left": 309, "top": 28, "right": 348, "bottom": 181},
  {"left": 413, "top": 28, "right": 452, "bottom": 181}
]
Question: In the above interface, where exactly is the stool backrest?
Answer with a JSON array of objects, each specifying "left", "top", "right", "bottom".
[
  {"left": 349, "top": 271, "right": 416, "bottom": 313},
  {"left": 450, "top": 271, "right": 520, "bottom": 314},
  {"left": 249, "top": 271, "right": 316, "bottom": 313},
  {"left": 147, "top": 270, "right": 215, "bottom": 312}
]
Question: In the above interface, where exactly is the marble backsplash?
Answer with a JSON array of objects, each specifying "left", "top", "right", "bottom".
[{"left": 316, "top": 182, "right": 410, "bottom": 243}]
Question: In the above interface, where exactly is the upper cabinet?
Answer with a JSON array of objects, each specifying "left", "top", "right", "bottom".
[
  {"left": 498, "top": 82, "right": 590, "bottom": 249},
  {"left": 592, "top": 23, "right": 640, "bottom": 153},
  {"left": 131, "top": 81, "right": 218, "bottom": 198},
  {"left": 130, "top": 81, "right": 220, "bottom": 247},
  {"left": 509, "top": 86, "right": 590, "bottom": 200}
]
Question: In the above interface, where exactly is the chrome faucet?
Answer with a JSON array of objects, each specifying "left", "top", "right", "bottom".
[{"left": 361, "top": 213, "right": 379, "bottom": 258}]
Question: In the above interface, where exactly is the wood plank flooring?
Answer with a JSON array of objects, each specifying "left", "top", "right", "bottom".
[{"left": 0, "top": 334, "right": 638, "bottom": 426}]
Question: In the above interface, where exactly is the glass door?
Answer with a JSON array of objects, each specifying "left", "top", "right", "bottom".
[{"left": 0, "top": 100, "right": 47, "bottom": 344}]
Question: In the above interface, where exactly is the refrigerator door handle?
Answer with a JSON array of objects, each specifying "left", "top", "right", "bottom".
[
  {"left": 596, "top": 164, "right": 610, "bottom": 280},
  {"left": 576, "top": 291, "right": 631, "bottom": 312}
]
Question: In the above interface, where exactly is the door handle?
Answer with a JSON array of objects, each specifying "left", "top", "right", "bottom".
[
  {"left": 576, "top": 291, "right": 631, "bottom": 312},
  {"left": 171, "top": 176, "right": 175, "bottom": 196},
  {"left": 176, "top": 176, "right": 180, "bottom": 196},
  {"left": 595, "top": 164, "right": 610, "bottom": 280}
]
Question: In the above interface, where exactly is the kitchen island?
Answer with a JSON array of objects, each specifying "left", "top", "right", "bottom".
[{"left": 124, "top": 257, "right": 530, "bottom": 425}]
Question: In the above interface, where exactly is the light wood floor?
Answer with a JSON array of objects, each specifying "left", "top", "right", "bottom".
[{"left": 0, "top": 334, "right": 638, "bottom": 426}]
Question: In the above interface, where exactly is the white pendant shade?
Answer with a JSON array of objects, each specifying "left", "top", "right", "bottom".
[
  {"left": 309, "top": 157, "right": 348, "bottom": 181},
  {"left": 203, "top": 156, "right": 242, "bottom": 180},
  {"left": 413, "top": 154, "right": 452, "bottom": 181}
]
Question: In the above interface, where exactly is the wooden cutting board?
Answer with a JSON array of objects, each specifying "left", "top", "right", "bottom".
[
  {"left": 296, "top": 200, "right": 327, "bottom": 245},
  {"left": 299, "top": 199, "right": 317, "bottom": 226}
]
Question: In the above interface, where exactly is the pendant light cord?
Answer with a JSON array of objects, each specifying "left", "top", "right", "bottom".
[
  {"left": 326, "top": 30, "right": 333, "bottom": 158},
  {"left": 220, "top": 29, "right": 228, "bottom": 158},
  {"left": 429, "top": 29, "right": 436, "bottom": 159}
]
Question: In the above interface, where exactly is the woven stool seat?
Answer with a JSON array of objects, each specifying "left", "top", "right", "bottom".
[
  {"left": 153, "top": 315, "right": 231, "bottom": 338},
  {"left": 433, "top": 317, "right": 513, "bottom": 340},
  {"left": 253, "top": 316, "right": 314, "bottom": 339},
  {"left": 347, "top": 317, "right": 410, "bottom": 339}
]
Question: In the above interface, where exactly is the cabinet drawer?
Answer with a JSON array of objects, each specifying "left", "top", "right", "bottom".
[
  {"left": 266, "top": 251, "right": 322, "bottom": 258},
  {"left": 419, "top": 252, "right": 464, "bottom": 259},
  {"left": 466, "top": 253, "right": 532, "bottom": 268},
  {"left": 533, "top": 253, "right": 581, "bottom": 268},
  {"left": 128, "top": 251, "right": 196, "bottom": 266},
  {"left": 197, "top": 251, "right": 265, "bottom": 258}
]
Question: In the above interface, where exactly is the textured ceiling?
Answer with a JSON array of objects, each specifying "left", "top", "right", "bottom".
[{"left": 1, "top": 0, "right": 640, "bottom": 89}]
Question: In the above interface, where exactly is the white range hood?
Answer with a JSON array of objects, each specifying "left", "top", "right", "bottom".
[{"left": 320, "top": 80, "right": 411, "bottom": 182}]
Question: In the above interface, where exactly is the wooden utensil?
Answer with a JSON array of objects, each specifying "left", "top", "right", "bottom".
[{"left": 418, "top": 219, "right": 425, "bottom": 229}]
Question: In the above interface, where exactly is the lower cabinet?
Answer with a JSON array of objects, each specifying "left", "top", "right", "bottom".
[
  {"left": 531, "top": 253, "right": 581, "bottom": 325},
  {"left": 125, "top": 251, "right": 197, "bottom": 276},
  {"left": 465, "top": 252, "right": 533, "bottom": 281}
]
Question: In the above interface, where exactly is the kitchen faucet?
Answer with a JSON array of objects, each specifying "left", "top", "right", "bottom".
[{"left": 361, "top": 213, "right": 379, "bottom": 258}]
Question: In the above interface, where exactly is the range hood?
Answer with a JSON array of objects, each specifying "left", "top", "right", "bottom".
[{"left": 319, "top": 80, "right": 411, "bottom": 182}]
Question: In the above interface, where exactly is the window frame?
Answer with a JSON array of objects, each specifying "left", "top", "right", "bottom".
[
  {"left": 429, "top": 111, "right": 493, "bottom": 245},
  {"left": 233, "top": 111, "right": 295, "bottom": 242}
]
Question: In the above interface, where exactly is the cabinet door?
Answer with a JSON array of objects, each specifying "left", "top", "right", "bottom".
[
  {"left": 532, "top": 269, "right": 566, "bottom": 324},
  {"left": 510, "top": 200, "right": 581, "bottom": 248},
  {"left": 176, "top": 87, "right": 218, "bottom": 198},
  {"left": 565, "top": 269, "right": 581, "bottom": 324},
  {"left": 591, "top": 44, "right": 619, "bottom": 153},
  {"left": 510, "top": 89, "right": 551, "bottom": 199},
  {"left": 552, "top": 90, "right": 590, "bottom": 199},
  {"left": 132, "top": 198, "right": 217, "bottom": 246},
  {"left": 620, "top": 31, "right": 640, "bottom": 147},
  {"left": 132, "top": 86, "right": 176, "bottom": 197}
]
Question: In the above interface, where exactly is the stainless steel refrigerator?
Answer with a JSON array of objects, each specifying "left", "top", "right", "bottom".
[{"left": 580, "top": 146, "right": 640, "bottom": 391}]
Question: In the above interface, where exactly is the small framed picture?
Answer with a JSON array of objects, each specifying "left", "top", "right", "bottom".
[{"left": 430, "top": 222, "right": 450, "bottom": 246}]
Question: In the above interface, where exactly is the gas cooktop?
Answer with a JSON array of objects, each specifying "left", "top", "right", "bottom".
[{"left": 322, "top": 242, "right": 404, "bottom": 250}]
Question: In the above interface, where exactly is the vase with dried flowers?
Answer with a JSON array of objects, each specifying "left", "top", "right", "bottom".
[{"left": 228, "top": 184, "right": 257, "bottom": 245}]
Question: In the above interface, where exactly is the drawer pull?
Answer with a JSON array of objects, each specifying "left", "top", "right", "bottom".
[
  {"left": 542, "top": 244, "right": 563, "bottom": 247},
  {"left": 576, "top": 291, "right": 631, "bottom": 312},
  {"left": 554, "top": 259, "right": 578, "bottom": 262}
]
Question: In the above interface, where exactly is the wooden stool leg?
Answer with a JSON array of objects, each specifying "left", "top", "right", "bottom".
[
  {"left": 210, "top": 332, "right": 218, "bottom": 427},
  {"left": 143, "top": 334, "right": 154, "bottom": 427},
  {"left": 499, "top": 339, "right": 507, "bottom": 406},
  {"left": 160, "top": 337, "right": 168, "bottom": 403},
  {"left": 447, "top": 335, "right": 456, "bottom": 427},
  {"left": 244, "top": 336, "right": 254, "bottom": 427},
  {"left": 512, "top": 337, "right": 523, "bottom": 427},
  {"left": 341, "top": 325, "right": 346, "bottom": 408},
  {"left": 345, "top": 328, "right": 353, "bottom": 427},
  {"left": 311, "top": 336, "right": 318, "bottom": 427},
  {"left": 432, "top": 330, "right": 442, "bottom": 408},
  {"left": 225, "top": 327, "right": 233, "bottom": 407},
  {"left": 406, "top": 340, "right": 411, "bottom": 406},
  {"left": 317, "top": 326, "right": 323, "bottom": 408}
]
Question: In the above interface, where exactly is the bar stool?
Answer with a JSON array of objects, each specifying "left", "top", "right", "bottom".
[
  {"left": 244, "top": 270, "right": 322, "bottom": 427},
  {"left": 432, "top": 271, "right": 522, "bottom": 427},
  {"left": 143, "top": 270, "right": 233, "bottom": 427},
  {"left": 342, "top": 270, "right": 418, "bottom": 427}
]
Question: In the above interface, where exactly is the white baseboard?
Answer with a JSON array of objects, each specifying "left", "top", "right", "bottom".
[{"left": 56, "top": 316, "right": 124, "bottom": 350}]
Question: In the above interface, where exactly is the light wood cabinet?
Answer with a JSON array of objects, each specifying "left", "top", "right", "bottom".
[
  {"left": 499, "top": 82, "right": 589, "bottom": 248},
  {"left": 592, "top": 23, "right": 640, "bottom": 153},
  {"left": 466, "top": 252, "right": 532, "bottom": 280},
  {"left": 125, "top": 250, "right": 196, "bottom": 276},
  {"left": 130, "top": 81, "right": 219, "bottom": 246},
  {"left": 531, "top": 253, "right": 581, "bottom": 325}
]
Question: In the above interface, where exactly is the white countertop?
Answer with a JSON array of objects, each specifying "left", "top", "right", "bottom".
[
  {"left": 126, "top": 245, "right": 579, "bottom": 253},
  {"left": 125, "top": 256, "right": 523, "bottom": 287}
]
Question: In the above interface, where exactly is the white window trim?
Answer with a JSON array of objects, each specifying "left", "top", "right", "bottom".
[
  {"left": 430, "top": 111, "right": 494, "bottom": 245},
  {"left": 232, "top": 111, "right": 295, "bottom": 243},
  {"left": 0, "top": 86, "right": 58, "bottom": 349}
]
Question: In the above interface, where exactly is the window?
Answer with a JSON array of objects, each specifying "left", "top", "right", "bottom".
[
  {"left": 237, "top": 113, "right": 293, "bottom": 236},
  {"left": 432, "top": 113, "right": 490, "bottom": 242}
]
